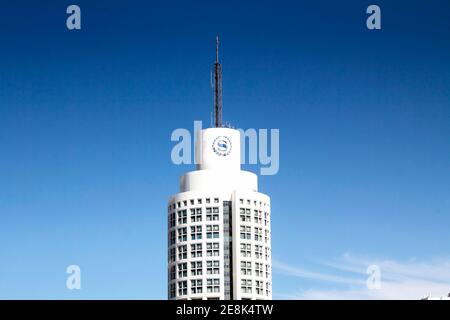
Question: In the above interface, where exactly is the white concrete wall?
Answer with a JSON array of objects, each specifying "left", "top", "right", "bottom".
[{"left": 196, "top": 128, "right": 241, "bottom": 171}]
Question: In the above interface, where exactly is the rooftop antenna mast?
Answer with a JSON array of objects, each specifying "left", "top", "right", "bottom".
[{"left": 213, "top": 35, "right": 223, "bottom": 128}]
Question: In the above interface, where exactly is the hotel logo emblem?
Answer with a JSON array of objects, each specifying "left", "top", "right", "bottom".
[{"left": 212, "top": 136, "right": 232, "bottom": 157}]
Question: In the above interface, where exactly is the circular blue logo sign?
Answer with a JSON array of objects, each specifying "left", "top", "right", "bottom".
[{"left": 212, "top": 136, "right": 232, "bottom": 157}]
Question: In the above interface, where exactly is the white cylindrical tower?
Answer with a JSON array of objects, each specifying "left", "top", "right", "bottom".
[
  {"left": 167, "top": 127, "right": 272, "bottom": 300},
  {"left": 167, "top": 37, "right": 272, "bottom": 300}
]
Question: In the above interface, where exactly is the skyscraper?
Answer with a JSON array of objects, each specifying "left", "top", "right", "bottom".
[{"left": 167, "top": 38, "right": 272, "bottom": 300}]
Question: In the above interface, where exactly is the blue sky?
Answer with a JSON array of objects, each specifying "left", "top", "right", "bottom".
[{"left": 0, "top": 0, "right": 449, "bottom": 299}]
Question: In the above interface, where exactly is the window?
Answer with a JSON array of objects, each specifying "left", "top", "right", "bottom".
[
  {"left": 206, "top": 242, "right": 219, "bottom": 256},
  {"left": 214, "top": 198, "right": 219, "bottom": 203},
  {"left": 241, "top": 279, "right": 252, "bottom": 293},
  {"left": 190, "top": 199, "right": 194, "bottom": 205},
  {"left": 206, "top": 260, "right": 220, "bottom": 275},
  {"left": 255, "top": 245, "right": 263, "bottom": 259},
  {"left": 206, "top": 198, "right": 210, "bottom": 204},
  {"left": 206, "top": 207, "right": 219, "bottom": 221},
  {"left": 240, "top": 226, "right": 251, "bottom": 240},
  {"left": 254, "top": 227, "right": 263, "bottom": 242},
  {"left": 255, "top": 262, "right": 263, "bottom": 277},
  {"left": 239, "top": 198, "right": 244, "bottom": 204},
  {"left": 191, "top": 261, "right": 202, "bottom": 276},
  {"left": 169, "top": 265, "right": 176, "bottom": 280},
  {"left": 177, "top": 245, "right": 187, "bottom": 260},
  {"left": 178, "top": 281, "right": 187, "bottom": 296},
  {"left": 256, "top": 280, "right": 263, "bottom": 295},
  {"left": 183, "top": 200, "right": 187, "bottom": 207},
  {"left": 191, "top": 243, "right": 202, "bottom": 258},
  {"left": 169, "top": 247, "right": 176, "bottom": 263},
  {"left": 177, "top": 227, "right": 187, "bottom": 242},
  {"left": 191, "top": 226, "right": 202, "bottom": 240},
  {"left": 169, "top": 283, "right": 176, "bottom": 298},
  {"left": 240, "top": 208, "right": 250, "bottom": 222},
  {"left": 207, "top": 278, "right": 220, "bottom": 293},
  {"left": 206, "top": 224, "right": 219, "bottom": 239},
  {"left": 169, "top": 212, "right": 175, "bottom": 228},
  {"left": 190, "top": 208, "right": 202, "bottom": 222},
  {"left": 266, "top": 282, "right": 271, "bottom": 296},
  {"left": 197, "top": 198, "right": 202, "bottom": 204},
  {"left": 265, "top": 247, "right": 270, "bottom": 261},
  {"left": 264, "top": 212, "right": 269, "bottom": 226},
  {"left": 240, "top": 243, "right": 251, "bottom": 258},
  {"left": 254, "top": 210, "right": 262, "bottom": 224},
  {"left": 169, "top": 230, "right": 175, "bottom": 245},
  {"left": 265, "top": 229, "right": 270, "bottom": 243},
  {"left": 177, "top": 210, "right": 187, "bottom": 225},
  {"left": 191, "top": 279, "right": 203, "bottom": 294},
  {"left": 266, "top": 264, "right": 271, "bottom": 278},
  {"left": 178, "top": 262, "right": 187, "bottom": 278},
  {"left": 241, "top": 261, "right": 252, "bottom": 275}
]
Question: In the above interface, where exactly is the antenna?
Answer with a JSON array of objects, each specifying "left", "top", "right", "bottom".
[{"left": 213, "top": 35, "right": 223, "bottom": 128}]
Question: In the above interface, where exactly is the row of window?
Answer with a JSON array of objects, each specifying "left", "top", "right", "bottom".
[
  {"left": 169, "top": 260, "right": 221, "bottom": 280},
  {"left": 240, "top": 261, "right": 271, "bottom": 278},
  {"left": 239, "top": 226, "right": 270, "bottom": 243},
  {"left": 239, "top": 208, "right": 270, "bottom": 226},
  {"left": 168, "top": 207, "right": 221, "bottom": 228},
  {"left": 169, "top": 242, "right": 271, "bottom": 263},
  {"left": 169, "top": 197, "right": 269, "bottom": 211},
  {"left": 240, "top": 243, "right": 271, "bottom": 261},
  {"left": 169, "top": 225, "right": 221, "bottom": 245},
  {"left": 170, "top": 208, "right": 270, "bottom": 229},
  {"left": 169, "top": 243, "right": 220, "bottom": 263},
  {"left": 170, "top": 279, "right": 221, "bottom": 297},
  {"left": 240, "top": 279, "right": 271, "bottom": 296},
  {"left": 169, "top": 280, "right": 271, "bottom": 298},
  {"left": 239, "top": 198, "right": 269, "bottom": 209},
  {"left": 169, "top": 260, "right": 271, "bottom": 281},
  {"left": 170, "top": 226, "right": 270, "bottom": 246},
  {"left": 170, "top": 198, "right": 220, "bottom": 211}
]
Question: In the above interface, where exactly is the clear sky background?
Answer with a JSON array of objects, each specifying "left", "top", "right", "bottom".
[{"left": 0, "top": 0, "right": 449, "bottom": 299}]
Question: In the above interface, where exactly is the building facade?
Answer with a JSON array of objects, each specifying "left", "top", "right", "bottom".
[{"left": 167, "top": 127, "right": 272, "bottom": 300}]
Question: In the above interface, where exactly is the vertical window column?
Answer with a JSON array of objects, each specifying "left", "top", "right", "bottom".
[{"left": 223, "top": 200, "right": 232, "bottom": 300}]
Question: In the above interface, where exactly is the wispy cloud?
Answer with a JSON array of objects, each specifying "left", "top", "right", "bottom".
[
  {"left": 273, "top": 253, "right": 450, "bottom": 300},
  {"left": 272, "top": 258, "right": 364, "bottom": 286}
]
